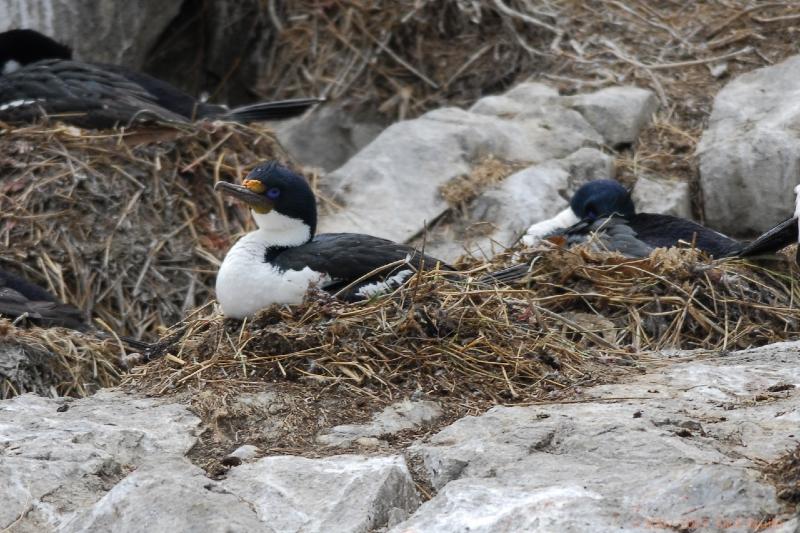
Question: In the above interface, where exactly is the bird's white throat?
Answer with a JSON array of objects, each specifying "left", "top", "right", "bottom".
[
  {"left": 251, "top": 210, "right": 312, "bottom": 247},
  {"left": 216, "top": 210, "right": 322, "bottom": 319},
  {"left": 522, "top": 207, "right": 580, "bottom": 246}
]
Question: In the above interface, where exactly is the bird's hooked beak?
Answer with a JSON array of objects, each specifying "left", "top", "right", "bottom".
[{"left": 214, "top": 180, "right": 274, "bottom": 214}]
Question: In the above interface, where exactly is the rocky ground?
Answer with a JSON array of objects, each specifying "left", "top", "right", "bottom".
[{"left": 2, "top": 342, "right": 798, "bottom": 532}]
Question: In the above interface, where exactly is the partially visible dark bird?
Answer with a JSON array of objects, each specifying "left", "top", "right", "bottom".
[
  {"left": 0, "top": 29, "right": 323, "bottom": 128},
  {"left": 736, "top": 183, "right": 800, "bottom": 263},
  {"left": 215, "top": 162, "right": 451, "bottom": 318},
  {"left": 522, "top": 179, "right": 797, "bottom": 259},
  {"left": 0, "top": 267, "right": 86, "bottom": 330}
]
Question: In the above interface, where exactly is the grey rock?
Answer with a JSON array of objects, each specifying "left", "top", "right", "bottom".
[
  {"left": 62, "top": 459, "right": 269, "bottom": 533},
  {"left": 425, "top": 148, "right": 613, "bottom": 262},
  {"left": 276, "top": 105, "right": 387, "bottom": 172},
  {"left": 399, "top": 341, "right": 800, "bottom": 531},
  {"left": 319, "top": 83, "right": 602, "bottom": 243},
  {"left": 0, "top": 391, "right": 200, "bottom": 532},
  {"left": 224, "top": 454, "right": 420, "bottom": 533},
  {"left": 317, "top": 400, "right": 443, "bottom": 448},
  {"left": 565, "top": 86, "right": 658, "bottom": 147},
  {"left": 697, "top": 54, "right": 800, "bottom": 235},
  {"left": 632, "top": 175, "right": 692, "bottom": 218},
  {"left": 0, "top": 0, "right": 181, "bottom": 67}
]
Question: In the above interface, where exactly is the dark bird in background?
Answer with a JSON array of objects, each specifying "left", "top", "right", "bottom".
[
  {"left": 214, "top": 162, "right": 452, "bottom": 319},
  {"left": 522, "top": 179, "right": 798, "bottom": 259},
  {"left": 0, "top": 266, "right": 153, "bottom": 353},
  {"left": 0, "top": 267, "right": 86, "bottom": 330},
  {"left": 0, "top": 29, "right": 323, "bottom": 128}
]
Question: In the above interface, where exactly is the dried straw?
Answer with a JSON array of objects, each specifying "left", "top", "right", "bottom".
[{"left": 0, "top": 120, "right": 288, "bottom": 340}]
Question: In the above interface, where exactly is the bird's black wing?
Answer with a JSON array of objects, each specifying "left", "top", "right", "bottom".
[
  {"left": 270, "top": 233, "right": 451, "bottom": 298},
  {"left": 627, "top": 213, "right": 743, "bottom": 257},
  {"left": 0, "top": 268, "right": 86, "bottom": 330},
  {"left": 89, "top": 65, "right": 323, "bottom": 122},
  {"left": 737, "top": 216, "right": 798, "bottom": 257},
  {"left": 0, "top": 59, "right": 186, "bottom": 127},
  {"left": 221, "top": 98, "right": 325, "bottom": 122}
]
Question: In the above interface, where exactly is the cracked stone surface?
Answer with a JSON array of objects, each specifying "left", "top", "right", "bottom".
[
  {"left": 0, "top": 391, "right": 420, "bottom": 533},
  {"left": 397, "top": 341, "right": 800, "bottom": 532},
  {"left": 2, "top": 344, "right": 797, "bottom": 531}
]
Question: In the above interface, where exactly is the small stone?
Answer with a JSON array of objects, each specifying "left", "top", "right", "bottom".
[
  {"left": 224, "top": 445, "right": 260, "bottom": 464},
  {"left": 355, "top": 437, "right": 382, "bottom": 448}
]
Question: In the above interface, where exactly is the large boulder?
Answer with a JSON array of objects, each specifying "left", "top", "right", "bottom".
[
  {"left": 276, "top": 104, "right": 388, "bottom": 172},
  {"left": 0, "top": 0, "right": 181, "bottom": 67},
  {"left": 320, "top": 82, "right": 654, "bottom": 258},
  {"left": 697, "top": 55, "right": 800, "bottom": 235}
]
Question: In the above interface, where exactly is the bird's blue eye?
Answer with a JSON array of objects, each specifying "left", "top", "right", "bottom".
[{"left": 267, "top": 187, "right": 281, "bottom": 200}]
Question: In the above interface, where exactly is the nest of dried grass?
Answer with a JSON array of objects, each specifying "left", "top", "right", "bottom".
[
  {"left": 264, "top": 1, "right": 799, "bottom": 122},
  {"left": 0, "top": 120, "right": 288, "bottom": 340},
  {"left": 128, "top": 243, "right": 799, "bottom": 402},
  {"left": 0, "top": 319, "right": 122, "bottom": 399}
]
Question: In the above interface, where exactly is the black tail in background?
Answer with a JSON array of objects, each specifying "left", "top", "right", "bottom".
[
  {"left": 736, "top": 217, "right": 798, "bottom": 258},
  {"left": 222, "top": 97, "right": 324, "bottom": 122}
]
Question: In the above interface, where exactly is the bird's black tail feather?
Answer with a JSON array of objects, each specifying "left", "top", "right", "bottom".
[
  {"left": 736, "top": 217, "right": 798, "bottom": 257},
  {"left": 223, "top": 98, "right": 324, "bottom": 122}
]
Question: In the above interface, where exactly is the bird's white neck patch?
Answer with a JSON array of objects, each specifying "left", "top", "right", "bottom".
[
  {"left": 252, "top": 210, "right": 312, "bottom": 247},
  {"left": 522, "top": 207, "right": 580, "bottom": 246},
  {"left": 215, "top": 212, "right": 322, "bottom": 319},
  {"left": 2, "top": 60, "right": 21, "bottom": 75}
]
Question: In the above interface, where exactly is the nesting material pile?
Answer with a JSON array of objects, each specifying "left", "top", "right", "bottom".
[
  {"left": 129, "top": 244, "right": 799, "bottom": 403},
  {"left": 0, "top": 319, "right": 122, "bottom": 399},
  {"left": 0, "top": 121, "right": 287, "bottom": 340}
]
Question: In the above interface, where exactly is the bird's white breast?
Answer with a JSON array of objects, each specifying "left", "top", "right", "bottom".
[{"left": 216, "top": 231, "right": 326, "bottom": 319}]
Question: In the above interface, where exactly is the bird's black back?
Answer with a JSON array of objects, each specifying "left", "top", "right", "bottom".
[
  {"left": 628, "top": 213, "right": 743, "bottom": 257},
  {"left": 0, "top": 59, "right": 186, "bottom": 127}
]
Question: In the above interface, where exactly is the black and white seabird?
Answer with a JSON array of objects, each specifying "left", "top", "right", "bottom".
[
  {"left": 0, "top": 29, "right": 323, "bottom": 128},
  {"left": 521, "top": 179, "right": 797, "bottom": 258},
  {"left": 0, "top": 267, "right": 86, "bottom": 330},
  {"left": 214, "top": 162, "right": 451, "bottom": 319}
]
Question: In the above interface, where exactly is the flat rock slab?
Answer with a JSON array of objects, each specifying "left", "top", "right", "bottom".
[
  {"left": 0, "top": 390, "right": 420, "bottom": 533},
  {"left": 0, "top": 390, "right": 200, "bottom": 532},
  {"left": 320, "top": 82, "right": 655, "bottom": 249},
  {"left": 398, "top": 341, "right": 800, "bottom": 532},
  {"left": 317, "top": 400, "right": 443, "bottom": 448},
  {"left": 697, "top": 54, "right": 800, "bottom": 235}
]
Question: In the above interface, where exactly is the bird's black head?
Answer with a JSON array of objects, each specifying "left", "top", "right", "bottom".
[
  {"left": 215, "top": 161, "right": 317, "bottom": 236},
  {"left": 570, "top": 179, "right": 636, "bottom": 221},
  {"left": 0, "top": 29, "right": 72, "bottom": 74}
]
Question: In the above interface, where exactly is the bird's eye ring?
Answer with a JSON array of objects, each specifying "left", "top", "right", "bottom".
[{"left": 267, "top": 187, "right": 281, "bottom": 200}]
